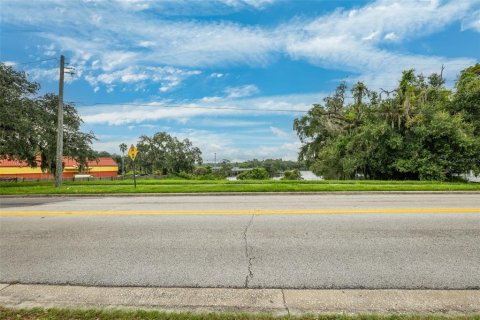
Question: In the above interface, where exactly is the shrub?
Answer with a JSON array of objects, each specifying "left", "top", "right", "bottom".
[
  {"left": 281, "top": 169, "right": 303, "bottom": 180},
  {"left": 193, "top": 167, "right": 208, "bottom": 176},
  {"left": 237, "top": 167, "right": 270, "bottom": 180}
]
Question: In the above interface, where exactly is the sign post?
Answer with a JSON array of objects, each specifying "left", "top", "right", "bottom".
[{"left": 128, "top": 144, "right": 138, "bottom": 188}]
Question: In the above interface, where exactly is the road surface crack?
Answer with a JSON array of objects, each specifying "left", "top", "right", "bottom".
[
  {"left": 281, "top": 289, "right": 290, "bottom": 316},
  {"left": 243, "top": 213, "right": 255, "bottom": 288},
  {"left": 0, "top": 283, "right": 12, "bottom": 292}
]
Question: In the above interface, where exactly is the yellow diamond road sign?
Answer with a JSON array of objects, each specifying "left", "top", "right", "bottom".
[{"left": 128, "top": 144, "right": 138, "bottom": 161}]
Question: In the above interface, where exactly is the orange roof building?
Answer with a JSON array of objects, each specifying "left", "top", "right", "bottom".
[{"left": 0, "top": 157, "right": 118, "bottom": 179}]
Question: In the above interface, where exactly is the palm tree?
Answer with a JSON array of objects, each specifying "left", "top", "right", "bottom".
[{"left": 119, "top": 143, "right": 127, "bottom": 175}]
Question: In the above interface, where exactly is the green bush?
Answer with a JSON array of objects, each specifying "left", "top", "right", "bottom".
[
  {"left": 237, "top": 167, "right": 270, "bottom": 180},
  {"left": 176, "top": 171, "right": 195, "bottom": 180},
  {"left": 193, "top": 167, "right": 208, "bottom": 176},
  {"left": 281, "top": 169, "right": 303, "bottom": 180}
]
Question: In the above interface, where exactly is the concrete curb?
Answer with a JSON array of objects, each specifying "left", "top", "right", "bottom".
[
  {"left": 1, "top": 191, "right": 480, "bottom": 198},
  {"left": 1, "top": 284, "right": 479, "bottom": 315}
]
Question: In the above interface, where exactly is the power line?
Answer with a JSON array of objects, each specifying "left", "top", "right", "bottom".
[{"left": 69, "top": 86, "right": 449, "bottom": 114}]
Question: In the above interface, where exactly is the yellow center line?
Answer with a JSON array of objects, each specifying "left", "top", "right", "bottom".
[{"left": 1, "top": 208, "right": 480, "bottom": 216}]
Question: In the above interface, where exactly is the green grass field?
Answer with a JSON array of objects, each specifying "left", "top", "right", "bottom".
[
  {"left": 0, "top": 179, "right": 479, "bottom": 195},
  {"left": 1, "top": 307, "right": 479, "bottom": 320}
]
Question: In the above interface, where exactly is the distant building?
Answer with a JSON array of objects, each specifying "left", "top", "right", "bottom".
[{"left": 0, "top": 157, "right": 118, "bottom": 179}]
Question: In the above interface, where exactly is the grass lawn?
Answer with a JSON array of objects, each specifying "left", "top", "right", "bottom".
[
  {"left": 0, "top": 179, "right": 479, "bottom": 195},
  {"left": 1, "top": 307, "right": 479, "bottom": 320}
]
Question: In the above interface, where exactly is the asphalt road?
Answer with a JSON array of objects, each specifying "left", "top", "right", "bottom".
[{"left": 1, "top": 194, "right": 479, "bottom": 289}]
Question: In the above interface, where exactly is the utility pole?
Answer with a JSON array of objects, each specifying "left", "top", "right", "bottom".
[
  {"left": 214, "top": 153, "right": 216, "bottom": 168},
  {"left": 55, "top": 55, "right": 65, "bottom": 188}
]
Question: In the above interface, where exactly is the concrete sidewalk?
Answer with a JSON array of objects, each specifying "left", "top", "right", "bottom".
[{"left": 1, "top": 284, "right": 479, "bottom": 315}]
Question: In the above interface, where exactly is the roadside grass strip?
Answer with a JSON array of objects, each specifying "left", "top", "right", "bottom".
[
  {"left": 1, "top": 307, "right": 479, "bottom": 320},
  {"left": 2, "top": 208, "right": 480, "bottom": 216},
  {"left": 0, "top": 180, "right": 479, "bottom": 194}
]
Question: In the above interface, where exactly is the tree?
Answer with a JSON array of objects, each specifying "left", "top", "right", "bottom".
[
  {"left": 236, "top": 159, "right": 305, "bottom": 178},
  {"left": 119, "top": 143, "right": 127, "bottom": 175},
  {"left": 95, "top": 151, "right": 112, "bottom": 157},
  {"left": 136, "top": 132, "right": 202, "bottom": 174},
  {"left": 450, "top": 64, "right": 480, "bottom": 135},
  {"left": 0, "top": 63, "right": 96, "bottom": 174},
  {"left": 215, "top": 159, "right": 233, "bottom": 177},
  {"left": 33, "top": 94, "right": 96, "bottom": 175},
  {"left": 1, "top": 63, "right": 40, "bottom": 165},
  {"left": 294, "top": 65, "right": 480, "bottom": 180}
]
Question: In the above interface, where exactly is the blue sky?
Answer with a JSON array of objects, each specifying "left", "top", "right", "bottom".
[{"left": 1, "top": 0, "right": 479, "bottom": 162}]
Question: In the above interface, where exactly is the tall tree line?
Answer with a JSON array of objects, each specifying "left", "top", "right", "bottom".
[{"left": 294, "top": 65, "right": 480, "bottom": 180}]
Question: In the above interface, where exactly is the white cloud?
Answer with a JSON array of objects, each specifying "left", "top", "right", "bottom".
[
  {"left": 79, "top": 91, "right": 320, "bottom": 126},
  {"left": 91, "top": 138, "right": 138, "bottom": 154},
  {"left": 139, "top": 124, "right": 157, "bottom": 129},
  {"left": 281, "top": 0, "right": 477, "bottom": 90},
  {"left": 25, "top": 68, "right": 59, "bottom": 82},
  {"left": 362, "top": 31, "right": 379, "bottom": 41},
  {"left": 384, "top": 32, "right": 398, "bottom": 41},
  {"left": 201, "top": 96, "right": 223, "bottom": 103},
  {"left": 270, "top": 126, "right": 289, "bottom": 138},
  {"left": 200, "top": 84, "right": 262, "bottom": 102},
  {"left": 198, "top": 119, "right": 270, "bottom": 127},
  {"left": 2, "top": 0, "right": 477, "bottom": 96},
  {"left": 97, "top": 68, "right": 149, "bottom": 84},
  {"left": 101, "top": 51, "right": 139, "bottom": 72},
  {"left": 81, "top": 103, "right": 235, "bottom": 126},
  {"left": 91, "top": 60, "right": 101, "bottom": 70},
  {"left": 462, "top": 9, "right": 480, "bottom": 32},
  {"left": 121, "top": 73, "right": 149, "bottom": 83},
  {"left": 44, "top": 50, "right": 56, "bottom": 57},
  {"left": 96, "top": 73, "right": 116, "bottom": 85},
  {"left": 85, "top": 66, "right": 201, "bottom": 92},
  {"left": 114, "top": 0, "right": 151, "bottom": 12},
  {"left": 252, "top": 141, "right": 301, "bottom": 161},
  {"left": 1, "top": 1, "right": 279, "bottom": 70},
  {"left": 138, "top": 40, "right": 155, "bottom": 48},
  {"left": 111, "top": 0, "right": 279, "bottom": 15},
  {"left": 221, "top": 0, "right": 279, "bottom": 9},
  {"left": 225, "top": 84, "right": 260, "bottom": 98},
  {"left": 160, "top": 78, "right": 184, "bottom": 92},
  {"left": 295, "top": 0, "right": 472, "bottom": 45}
]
